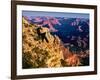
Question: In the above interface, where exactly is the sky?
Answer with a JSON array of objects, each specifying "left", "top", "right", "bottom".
[{"left": 22, "top": 10, "right": 89, "bottom": 19}]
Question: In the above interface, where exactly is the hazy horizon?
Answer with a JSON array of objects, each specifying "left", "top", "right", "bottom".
[{"left": 22, "top": 11, "right": 89, "bottom": 19}]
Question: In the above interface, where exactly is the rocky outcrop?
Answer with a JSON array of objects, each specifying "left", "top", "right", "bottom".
[{"left": 22, "top": 17, "right": 64, "bottom": 68}]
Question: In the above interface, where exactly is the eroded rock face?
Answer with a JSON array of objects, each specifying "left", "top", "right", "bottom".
[{"left": 22, "top": 17, "right": 64, "bottom": 68}]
